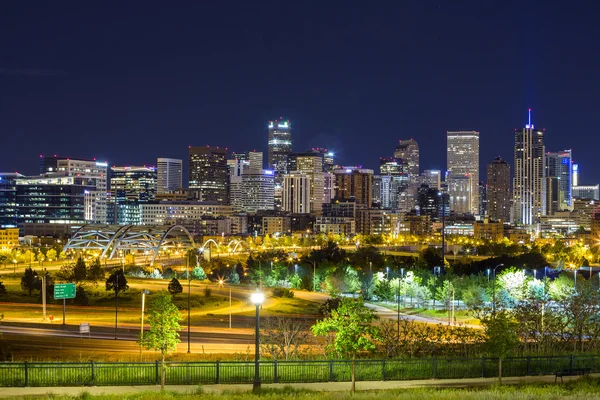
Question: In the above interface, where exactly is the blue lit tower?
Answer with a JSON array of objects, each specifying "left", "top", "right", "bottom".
[{"left": 513, "top": 109, "right": 545, "bottom": 225}]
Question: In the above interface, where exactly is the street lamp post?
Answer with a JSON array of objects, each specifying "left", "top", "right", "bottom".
[
  {"left": 35, "top": 273, "right": 47, "bottom": 321},
  {"left": 492, "top": 263, "right": 504, "bottom": 314},
  {"left": 251, "top": 291, "right": 265, "bottom": 392},
  {"left": 309, "top": 260, "right": 317, "bottom": 292},
  {"left": 187, "top": 253, "right": 191, "bottom": 353},
  {"left": 140, "top": 289, "right": 150, "bottom": 359}
]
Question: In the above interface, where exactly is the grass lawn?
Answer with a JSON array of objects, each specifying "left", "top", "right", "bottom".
[{"left": 7, "top": 377, "right": 600, "bottom": 399}]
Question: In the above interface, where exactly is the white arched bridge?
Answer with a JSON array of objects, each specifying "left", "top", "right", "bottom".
[
  {"left": 63, "top": 225, "right": 253, "bottom": 264},
  {"left": 63, "top": 224, "right": 195, "bottom": 265}
]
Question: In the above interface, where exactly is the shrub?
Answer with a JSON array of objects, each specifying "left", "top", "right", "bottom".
[
  {"left": 204, "top": 286, "right": 212, "bottom": 297},
  {"left": 75, "top": 286, "right": 89, "bottom": 306},
  {"left": 319, "top": 297, "right": 341, "bottom": 316},
  {"left": 271, "top": 287, "right": 294, "bottom": 298},
  {"left": 147, "top": 269, "right": 163, "bottom": 279},
  {"left": 192, "top": 266, "right": 207, "bottom": 280},
  {"left": 163, "top": 268, "right": 175, "bottom": 280}
]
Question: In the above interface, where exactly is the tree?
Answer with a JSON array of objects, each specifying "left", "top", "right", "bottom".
[
  {"left": 191, "top": 266, "right": 206, "bottom": 280},
  {"left": 105, "top": 269, "right": 129, "bottom": 295},
  {"left": 168, "top": 278, "right": 183, "bottom": 296},
  {"left": 73, "top": 257, "right": 87, "bottom": 282},
  {"left": 479, "top": 309, "right": 519, "bottom": 384},
  {"left": 56, "top": 264, "right": 75, "bottom": 282},
  {"left": 0, "top": 282, "right": 6, "bottom": 296},
  {"left": 373, "top": 278, "right": 393, "bottom": 302},
  {"left": 435, "top": 280, "right": 453, "bottom": 311},
  {"left": 261, "top": 316, "right": 310, "bottom": 360},
  {"left": 311, "top": 298, "right": 380, "bottom": 392},
  {"left": 21, "top": 267, "right": 38, "bottom": 296},
  {"left": 46, "top": 249, "right": 57, "bottom": 262},
  {"left": 87, "top": 258, "right": 105, "bottom": 284},
  {"left": 139, "top": 291, "right": 181, "bottom": 390},
  {"left": 75, "top": 285, "right": 89, "bottom": 306}
]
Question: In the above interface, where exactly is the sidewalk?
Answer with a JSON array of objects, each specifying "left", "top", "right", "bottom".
[{"left": 0, "top": 374, "right": 595, "bottom": 398}]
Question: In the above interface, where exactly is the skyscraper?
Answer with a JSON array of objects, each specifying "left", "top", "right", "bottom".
[
  {"left": 157, "top": 158, "right": 182, "bottom": 193},
  {"left": 282, "top": 173, "right": 311, "bottom": 214},
  {"left": 333, "top": 167, "right": 373, "bottom": 206},
  {"left": 189, "top": 146, "right": 228, "bottom": 204},
  {"left": 447, "top": 174, "right": 473, "bottom": 214},
  {"left": 487, "top": 156, "right": 511, "bottom": 222},
  {"left": 513, "top": 110, "right": 545, "bottom": 225},
  {"left": 288, "top": 152, "right": 324, "bottom": 215},
  {"left": 110, "top": 166, "right": 157, "bottom": 202},
  {"left": 394, "top": 139, "right": 419, "bottom": 178},
  {"left": 447, "top": 130, "right": 480, "bottom": 214},
  {"left": 545, "top": 150, "right": 573, "bottom": 213},
  {"left": 0, "top": 173, "right": 23, "bottom": 228},
  {"left": 39, "top": 155, "right": 108, "bottom": 223},
  {"left": 267, "top": 118, "right": 292, "bottom": 174},
  {"left": 311, "top": 148, "right": 335, "bottom": 172}
]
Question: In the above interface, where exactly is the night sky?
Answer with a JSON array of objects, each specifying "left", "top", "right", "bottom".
[{"left": 1, "top": 1, "right": 599, "bottom": 184}]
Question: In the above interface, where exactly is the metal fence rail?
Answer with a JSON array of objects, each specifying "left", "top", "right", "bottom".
[{"left": 0, "top": 355, "right": 598, "bottom": 387}]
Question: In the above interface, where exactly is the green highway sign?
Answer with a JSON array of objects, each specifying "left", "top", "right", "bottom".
[{"left": 54, "top": 283, "right": 76, "bottom": 299}]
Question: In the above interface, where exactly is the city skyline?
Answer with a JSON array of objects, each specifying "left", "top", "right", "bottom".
[
  {"left": 2, "top": 110, "right": 593, "bottom": 193},
  {"left": 1, "top": 2, "right": 599, "bottom": 185}
]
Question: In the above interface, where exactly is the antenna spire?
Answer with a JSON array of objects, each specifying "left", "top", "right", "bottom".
[{"left": 528, "top": 108, "right": 531, "bottom": 126}]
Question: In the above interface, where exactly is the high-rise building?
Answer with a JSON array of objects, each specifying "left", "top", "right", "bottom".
[
  {"left": 311, "top": 148, "right": 335, "bottom": 172},
  {"left": 15, "top": 175, "right": 97, "bottom": 229},
  {"left": 573, "top": 185, "right": 600, "bottom": 200},
  {"left": 417, "top": 184, "right": 447, "bottom": 219},
  {"left": 486, "top": 156, "right": 511, "bottom": 222},
  {"left": 394, "top": 139, "right": 419, "bottom": 178},
  {"left": 39, "top": 155, "right": 108, "bottom": 223},
  {"left": 333, "top": 167, "right": 373, "bottom": 206},
  {"left": 288, "top": 152, "right": 324, "bottom": 214},
  {"left": 240, "top": 170, "right": 274, "bottom": 213},
  {"left": 447, "top": 174, "right": 473, "bottom": 214},
  {"left": 417, "top": 170, "right": 442, "bottom": 190},
  {"left": 513, "top": 110, "right": 545, "bottom": 225},
  {"left": 379, "top": 175, "right": 405, "bottom": 209},
  {"left": 110, "top": 166, "right": 157, "bottom": 202},
  {"left": 157, "top": 158, "right": 182, "bottom": 193},
  {"left": 573, "top": 164, "right": 579, "bottom": 187},
  {"left": 545, "top": 150, "right": 573, "bottom": 213},
  {"left": 189, "top": 146, "right": 228, "bottom": 204},
  {"left": 447, "top": 130, "right": 480, "bottom": 214},
  {"left": 267, "top": 118, "right": 292, "bottom": 175},
  {"left": 323, "top": 172, "right": 334, "bottom": 204},
  {"left": 282, "top": 173, "right": 311, "bottom": 214},
  {"left": 0, "top": 173, "right": 23, "bottom": 228}
]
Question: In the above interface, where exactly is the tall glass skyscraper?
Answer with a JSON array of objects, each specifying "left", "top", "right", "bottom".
[
  {"left": 267, "top": 118, "right": 292, "bottom": 174},
  {"left": 545, "top": 150, "right": 573, "bottom": 214},
  {"left": 157, "top": 158, "right": 182, "bottom": 193},
  {"left": 394, "top": 139, "right": 419, "bottom": 178},
  {"left": 513, "top": 110, "right": 545, "bottom": 225},
  {"left": 487, "top": 156, "right": 511, "bottom": 222},
  {"left": 188, "top": 146, "right": 229, "bottom": 204}
]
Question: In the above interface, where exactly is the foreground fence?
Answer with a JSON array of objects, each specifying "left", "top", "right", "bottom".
[{"left": 1, "top": 355, "right": 599, "bottom": 387}]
